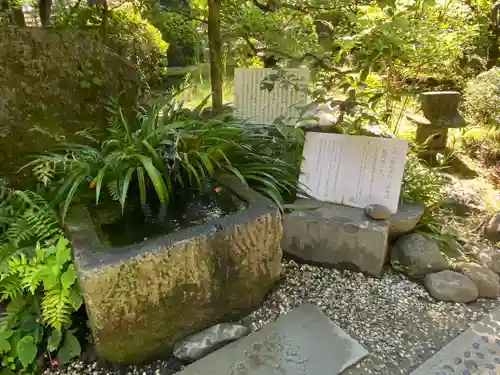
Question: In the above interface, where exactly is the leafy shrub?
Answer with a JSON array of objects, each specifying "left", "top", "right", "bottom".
[
  {"left": 0, "top": 26, "right": 143, "bottom": 187},
  {"left": 400, "top": 150, "right": 468, "bottom": 257},
  {"left": 400, "top": 151, "right": 447, "bottom": 208},
  {"left": 463, "top": 68, "right": 500, "bottom": 130},
  {"left": 0, "top": 183, "right": 84, "bottom": 373},
  {"left": 26, "top": 98, "right": 303, "bottom": 219},
  {"left": 52, "top": 5, "right": 169, "bottom": 86},
  {"left": 148, "top": 11, "right": 201, "bottom": 67}
]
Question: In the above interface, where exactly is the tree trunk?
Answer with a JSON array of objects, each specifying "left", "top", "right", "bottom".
[
  {"left": 488, "top": 26, "right": 500, "bottom": 68},
  {"left": 207, "top": 0, "right": 223, "bottom": 113},
  {"left": 39, "top": 0, "right": 52, "bottom": 26},
  {"left": 489, "top": 0, "right": 500, "bottom": 68},
  {"left": 11, "top": 7, "right": 26, "bottom": 26}
]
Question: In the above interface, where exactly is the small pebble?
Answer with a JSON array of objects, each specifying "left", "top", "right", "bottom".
[{"left": 365, "top": 204, "right": 392, "bottom": 220}]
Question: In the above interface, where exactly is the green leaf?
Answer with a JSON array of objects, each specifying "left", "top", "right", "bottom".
[
  {"left": 16, "top": 336, "right": 37, "bottom": 368},
  {"left": 119, "top": 167, "right": 135, "bottom": 212},
  {"left": 136, "top": 167, "right": 147, "bottom": 211},
  {"left": 61, "top": 265, "right": 77, "bottom": 289},
  {"left": 61, "top": 174, "right": 86, "bottom": 223},
  {"left": 57, "top": 331, "right": 81, "bottom": 365},
  {"left": 56, "top": 240, "right": 71, "bottom": 268},
  {"left": 42, "top": 271, "right": 58, "bottom": 290},
  {"left": 118, "top": 108, "right": 133, "bottom": 144},
  {"left": 0, "top": 369, "right": 15, "bottom": 375},
  {"left": 136, "top": 155, "right": 168, "bottom": 202},
  {"left": 0, "top": 337, "right": 11, "bottom": 352},
  {"left": 0, "top": 329, "right": 14, "bottom": 340},
  {"left": 69, "top": 288, "right": 83, "bottom": 311},
  {"left": 94, "top": 165, "right": 109, "bottom": 204},
  {"left": 141, "top": 140, "right": 164, "bottom": 167},
  {"left": 47, "top": 329, "right": 62, "bottom": 352}
]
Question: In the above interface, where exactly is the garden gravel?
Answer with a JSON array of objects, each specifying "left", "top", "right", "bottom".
[{"left": 45, "top": 259, "right": 500, "bottom": 375}]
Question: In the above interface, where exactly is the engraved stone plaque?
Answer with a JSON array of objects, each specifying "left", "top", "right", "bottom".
[
  {"left": 234, "top": 68, "right": 309, "bottom": 125},
  {"left": 299, "top": 133, "right": 408, "bottom": 213}
]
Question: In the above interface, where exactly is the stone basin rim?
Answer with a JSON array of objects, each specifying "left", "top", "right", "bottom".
[{"left": 66, "top": 177, "right": 277, "bottom": 272}]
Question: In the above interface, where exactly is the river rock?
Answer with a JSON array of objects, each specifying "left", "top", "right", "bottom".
[
  {"left": 484, "top": 213, "right": 500, "bottom": 244},
  {"left": 388, "top": 203, "right": 425, "bottom": 239},
  {"left": 390, "top": 233, "right": 448, "bottom": 279},
  {"left": 424, "top": 270, "right": 478, "bottom": 303},
  {"left": 365, "top": 204, "right": 392, "bottom": 220},
  {"left": 173, "top": 323, "right": 250, "bottom": 362},
  {"left": 477, "top": 247, "right": 500, "bottom": 274},
  {"left": 456, "top": 263, "right": 500, "bottom": 298}
]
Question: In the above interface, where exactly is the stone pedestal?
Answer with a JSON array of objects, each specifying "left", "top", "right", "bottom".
[
  {"left": 406, "top": 91, "right": 466, "bottom": 156},
  {"left": 281, "top": 199, "right": 424, "bottom": 277}
]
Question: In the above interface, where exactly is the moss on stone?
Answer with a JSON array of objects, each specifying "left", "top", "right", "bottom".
[{"left": 76, "top": 211, "right": 282, "bottom": 364}]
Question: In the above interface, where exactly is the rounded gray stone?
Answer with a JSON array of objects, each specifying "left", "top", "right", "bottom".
[
  {"left": 477, "top": 247, "right": 500, "bottom": 274},
  {"left": 484, "top": 213, "right": 500, "bottom": 244},
  {"left": 173, "top": 323, "right": 250, "bottom": 362},
  {"left": 388, "top": 203, "right": 425, "bottom": 238},
  {"left": 390, "top": 233, "right": 448, "bottom": 279},
  {"left": 424, "top": 270, "right": 479, "bottom": 303},
  {"left": 365, "top": 204, "right": 391, "bottom": 220},
  {"left": 458, "top": 263, "right": 500, "bottom": 298}
]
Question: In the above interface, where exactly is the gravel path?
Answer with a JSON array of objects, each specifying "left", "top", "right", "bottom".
[{"left": 46, "top": 259, "right": 500, "bottom": 375}]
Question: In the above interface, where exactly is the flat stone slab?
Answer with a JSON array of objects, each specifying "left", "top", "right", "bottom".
[
  {"left": 177, "top": 303, "right": 368, "bottom": 375},
  {"left": 410, "top": 305, "right": 500, "bottom": 375}
]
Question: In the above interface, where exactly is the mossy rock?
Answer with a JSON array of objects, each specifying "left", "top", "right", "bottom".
[{"left": 0, "top": 26, "right": 144, "bottom": 187}]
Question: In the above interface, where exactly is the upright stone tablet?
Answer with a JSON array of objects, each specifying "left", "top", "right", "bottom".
[
  {"left": 234, "top": 68, "right": 309, "bottom": 125},
  {"left": 299, "top": 132, "right": 408, "bottom": 214}
]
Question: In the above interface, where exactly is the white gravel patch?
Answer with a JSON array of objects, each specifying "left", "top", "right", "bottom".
[{"left": 45, "top": 259, "right": 500, "bottom": 375}]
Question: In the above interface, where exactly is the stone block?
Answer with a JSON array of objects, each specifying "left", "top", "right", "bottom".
[
  {"left": 176, "top": 304, "right": 368, "bottom": 375},
  {"left": 282, "top": 199, "right": 389, "bottom": 276},
  {"left": 66, "top": 180, "right": 283, "bottom": 364},
  {"left": 282, "top": 199, "right": 424, "bottom": 276}
]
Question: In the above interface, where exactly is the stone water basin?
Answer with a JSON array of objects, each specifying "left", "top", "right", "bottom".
[{"left": 66, "top": 179, "right": 283, "bottom": 364}]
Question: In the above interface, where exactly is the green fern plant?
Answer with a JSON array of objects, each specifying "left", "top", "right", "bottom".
[
  {"left": 0, "top": 182, "right": 61, "bottom": 263},
  {"left": 0, "top": 183, "right": 83, "bottom": 373},
  {"left": 0, "top": 237, "right": 83, "bottom": 373}
]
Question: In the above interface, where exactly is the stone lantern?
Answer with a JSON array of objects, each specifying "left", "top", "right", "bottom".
[{"left": 406, "top": 91, "right": 467, "bottom": 155}]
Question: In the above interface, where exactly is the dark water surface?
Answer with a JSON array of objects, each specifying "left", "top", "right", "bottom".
[{"left": 88, "top": 186, "right": 247, "bottom": 247}]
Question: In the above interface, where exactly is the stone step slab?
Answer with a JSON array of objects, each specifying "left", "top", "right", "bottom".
[
  {"left": 410, "top": 306, "right": 500, "bottom": 375},
  {"left": 176, "top": 303, "right": 368, "bottom": 375}
]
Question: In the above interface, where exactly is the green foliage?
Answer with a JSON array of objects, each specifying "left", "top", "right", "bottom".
[
  {"left": 0, "top": 236, "right": 83, "bottom": 373},
  {"left": 400, "top": 150, "right": 447, "bottom": 207},
  {"left": 400, "top": 149, "right": 464, "bottom": 257},
  {"left": 52, "top": 4, "right": 169, "bottom": 86},
  {"left": 147, "top": 11, "right": 201, "bottom": 66},
  {"left": 463, "top": 68, "right": 500, "bottom": 130},
  {"left": 27, "top": 98, "right": 303, "bottom": 220},
  {"left": 0, "top": 181, "right": 61, "bottom": 262},
  {"left": 0, "top": 182, "right": 83, "bottom": 373}
]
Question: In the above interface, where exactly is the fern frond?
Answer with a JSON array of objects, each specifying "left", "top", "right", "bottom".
[
  {"left": 107, "top": 179, "right": 123, "bottom": 201},
  {"left": 0, "top": 275, "right": 23, "bottom": 301},
  {"left": 41, "top": 286, "right": 72, "bottom": 331}
]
